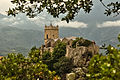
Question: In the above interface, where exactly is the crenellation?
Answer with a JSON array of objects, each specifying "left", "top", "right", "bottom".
[{"left": 44, "top": 25, "right": 59, "bottom": 30}]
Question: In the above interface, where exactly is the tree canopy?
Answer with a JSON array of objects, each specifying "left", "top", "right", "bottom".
[
  {"left": 7, "top": 0, "right": 120, "bottom": 23},
  {"left": 0, "top": 53, "right": 58, "bottom": 80},
  {"left": 86, "top": 35, "right": 120, "bottom": 80}
]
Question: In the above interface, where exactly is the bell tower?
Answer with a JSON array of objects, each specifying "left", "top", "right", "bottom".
[{"left": 44, "top": 24, "right": 59, "bottom": 45}]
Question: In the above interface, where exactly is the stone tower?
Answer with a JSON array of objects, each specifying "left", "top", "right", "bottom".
[{"left": 44, "top": 24, "right": 59, "bottom": 46}]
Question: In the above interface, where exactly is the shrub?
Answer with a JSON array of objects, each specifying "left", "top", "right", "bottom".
[
  {"left": 87, "top": 34, "right": 120, "bottom": 80},
  {"left": 0, "top": 53, "right": 58, "bottom": 80}
]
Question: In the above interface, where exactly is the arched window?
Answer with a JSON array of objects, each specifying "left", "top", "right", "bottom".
[{"left": 47, "top": 34, "right": 48, "bottom": 39}]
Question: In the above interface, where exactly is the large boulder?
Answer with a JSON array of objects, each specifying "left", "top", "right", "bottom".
[{"left": 66, "top": 73, "right": 76, "bottom": 80}]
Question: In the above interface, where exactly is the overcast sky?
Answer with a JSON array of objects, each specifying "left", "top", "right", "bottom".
[
  {"left": 0, "top": 0, "right": 14, "bottom": 14},
  {"left": 0, "top": 0, "right": 120, "bottom": 28}
]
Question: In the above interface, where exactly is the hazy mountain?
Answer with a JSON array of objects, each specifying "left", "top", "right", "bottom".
[
  {"left": 0, "top": 26, "right": 44, "bottom": 56},
  {"left": 60, "top": 27, "right": 120, "bottom": 46},
  {"left": 0, "top": 25, "right": 119, "bottom": 56}
]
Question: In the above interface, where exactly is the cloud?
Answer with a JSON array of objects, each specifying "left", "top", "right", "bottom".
[
  {"left": 97, "top": 20, "right": 120, "bottom": 28},
  {"left": 28, "top": 16, "right": 46, "bottom": 25},
  {"left": 28, "top": 15, "right": 59, "bottom": 26},
  {"left": 1, "top": 17, "right": 23, "bottom": 26},
  {"left": 28, "top": 16, "right": 45, "bottom": 21},
  {"left": 54, "top": 21, "right": 88, "bottom": 28},
  {"left": 10, "top": 22, "right": 19, "bottom": 26},
  {"left": 2, "top": 17, "right": 14, "bottom": 22},
  {"left": 2, "top": 17, "right": 21, "bottom": 22}
]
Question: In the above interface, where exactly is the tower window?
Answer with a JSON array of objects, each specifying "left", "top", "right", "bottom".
[{"left": 47, "top": 34, "right": 48, "bottom": 39}]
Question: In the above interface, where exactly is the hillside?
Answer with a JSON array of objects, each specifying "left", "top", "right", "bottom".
[
  {"left": 60, "top": 27, "right": 120, "bottom": 46},
  {"left": 0, "top": 25, "right": 119, "bottom": 56},
  {"left": 0, "top": 26, "right": 44, "bottom": 56}
]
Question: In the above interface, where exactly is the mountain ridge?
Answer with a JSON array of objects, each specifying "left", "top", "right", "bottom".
[{"left": 0, "top": 26, "right": 119, "bottom": 56}]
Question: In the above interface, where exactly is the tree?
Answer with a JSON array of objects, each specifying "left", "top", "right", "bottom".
[
  {"left": 53, "top": 56, "right": 73, "bottom": 76},
  {"left": 28, "top": 46, "right": 41, "bottom": 63},
  {"left": 100, "top": 0, "right": 120, "bottom": 17},
  {"left": 41, "top": 41, "right": 67, "bottom": 71},
  {"left": 42, "top": 51, "right": 55, "bottom": 71},
  {"left": 86, "top": 35, "right": 120, "bottom": 80},
  {"left": 0, "top": 53, "right": 59, "bottom": 80},
  {"left": 72, "top": 37, "right": 93, "bottom": 48},
  {"left": 7, "top": 0, "right": 120, "bottom": 23},
  {"left": 53, "top": 41, "right": 66, "bottom": 60}
]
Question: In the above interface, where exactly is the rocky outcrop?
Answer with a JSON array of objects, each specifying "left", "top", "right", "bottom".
[
  {"left": 66, "top": 43, "right": 99, "bottom": 80},
  {"left": 66, "top": 43, "right": 99, "bottom": 67}
]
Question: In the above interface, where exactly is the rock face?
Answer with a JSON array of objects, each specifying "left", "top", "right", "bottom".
[
  {"left": 66, "top": 42, "right": 99, "bottom": 80},
  {"left": 66, "top": 46, "right": 88, "bottom": 67},
  {"left": 66, "top": 43, "right": 99, "bottom": 67}
]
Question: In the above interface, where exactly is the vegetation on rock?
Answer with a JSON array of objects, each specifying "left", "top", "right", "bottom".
[
  {"left": 86, "top": 34, "right": 120, "bottom": 80},
  {"left": 53, "top": 56, "right": 73, "bottom": 76},
  {"left": 53, "top": 42, "right": 66, "bottom": 60},
  {"left": 41, "top": 41, "right": 74, "bottom": 79},
  {"left": 72, "top": 37, "right": 93, "bottom": 48}
]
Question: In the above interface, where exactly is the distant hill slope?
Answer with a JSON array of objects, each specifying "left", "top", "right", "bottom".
[
  {"left": 0, "top": 25, "right": 120, "bottom": 56},
  {"left": 60, "top": 27, "right": 120, "bottom": 46},
  {"left": 0, "top": 26, "right": 44, "bottom": 56}
]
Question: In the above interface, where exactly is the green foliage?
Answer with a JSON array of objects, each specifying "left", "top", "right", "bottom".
[
  {"left": 72, "top": 37, "right": 81, "bottom": 48},
  {"left": 41, "top": 41, "right": 68, "bottom": 71},
  {"left": 28, "top": 46, "right": 41, "bottom": 63},
  {"left": 87, "top": 42, "right": 120, "bottom": 79},
  {"left": 42, "top": 51, "right": 52, "bottom": 60},
  {"left": 0, "top": 53, "right": 57, "bottom": 80},
  {"left": 40, "top": 41, "right": 73, "bottom": 78},
  {"left": 72, "top": 37, "right": 93, "bottom": 48},
  {"left": 53, "top": 56, "right": 73, "bottom": 76},
  {"left": 8, "top": 0, "right": 93, "bottom": 23},
  {"left": 26, "top": 41, "right": 71, "bottom": 78},
  {"left": 100, "top": 1, "right": 120, "bottom": 17},
  {"left": 82, "top": 39, "right": 93, "bottom": 47},
  {"left": 53, "top": 42, "right": 66, "bottom": 60},
  {"left": 7, "top": 0, "right": 120, "bottom": 22},
  {"left": 117, "top": 34, "right": 120, "bottom": 47},
  {"left": 42, "top": 51, "right": 55, "bottom": 71}
]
